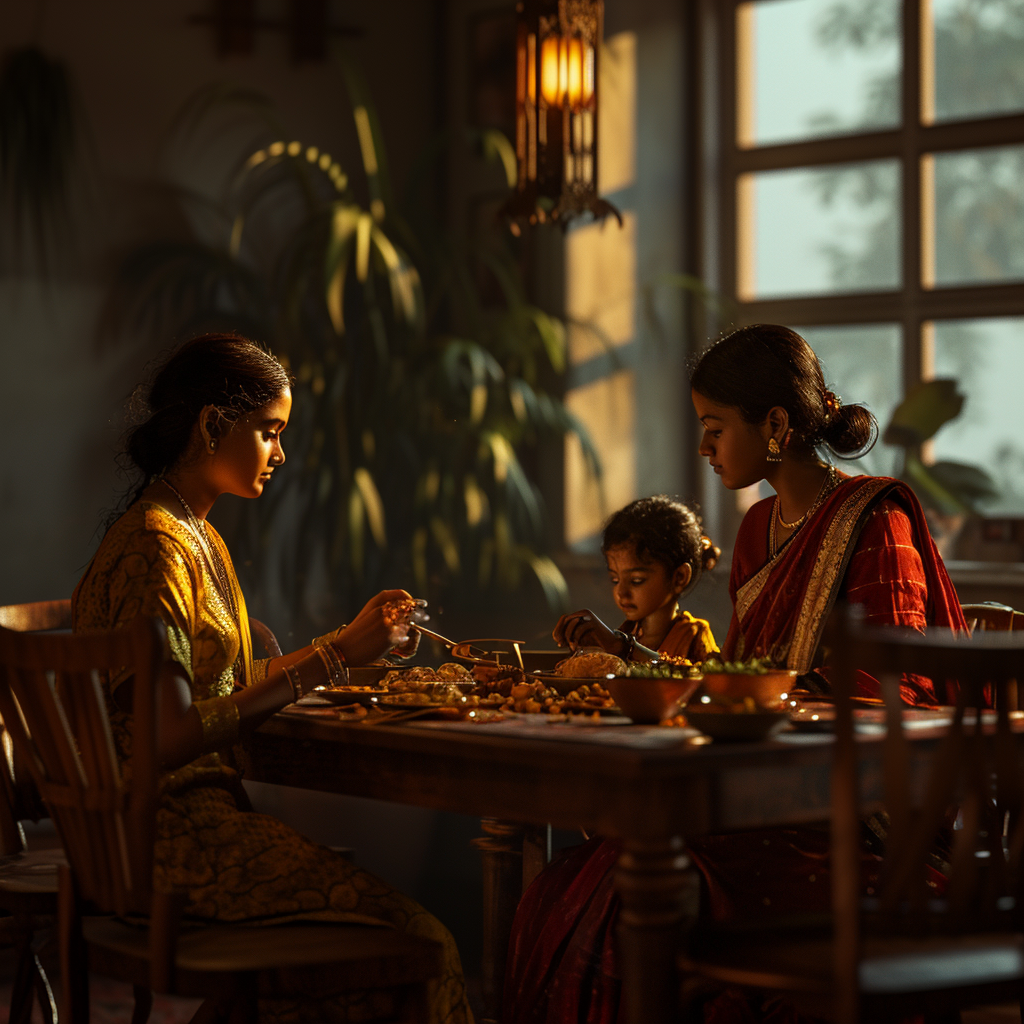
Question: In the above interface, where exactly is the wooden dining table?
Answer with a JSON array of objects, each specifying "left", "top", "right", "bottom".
[{"left": 244, "top": 704, "right": 957, "bottom": 1024}]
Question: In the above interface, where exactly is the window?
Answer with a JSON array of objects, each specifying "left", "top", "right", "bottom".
[{"left": 700, "top": 0, "right": 1024, "bottom": 528}]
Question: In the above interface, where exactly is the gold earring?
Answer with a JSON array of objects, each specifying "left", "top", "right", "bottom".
[{"left": 767, "top": 438, "right": 782, "bottom": 463}]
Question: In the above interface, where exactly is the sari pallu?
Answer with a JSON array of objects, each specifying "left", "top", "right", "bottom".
[{"left": 724, "top": 475, "right": 968, "bottom": 705}]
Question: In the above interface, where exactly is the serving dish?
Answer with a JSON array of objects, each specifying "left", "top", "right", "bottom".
[
  {"left": 606, "top": 676, "right": 702, "bottom": 724},
  {"left": 311, "top": 687, "right": 389, "bottom": 706},
  {"left": 686, "top": 709, "right": 790, "bottom": 741},
  {"left": 697, "top": 669, "right": 798, "bottom": 710}
]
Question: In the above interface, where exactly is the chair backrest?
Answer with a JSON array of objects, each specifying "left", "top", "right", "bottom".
[
  {"left": 827, "top": 605, "right": 1024, "bottom": 1016},
  {"left": 0, "top": 600, "right": 73, "bottom": 633},
  {"left": 962, "top": 602, "right": 1024, "bottom": 633},
  {"left": 249, "top": 616, "right": 283, "bottom": 658},
  {"left": 0, "top": 599, "right": 75, "bottom": 854},
  {"left": 0, "top": 616, "right": 166, "bottom": 918}
]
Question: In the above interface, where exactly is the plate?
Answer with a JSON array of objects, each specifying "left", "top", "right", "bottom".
[
  {"left": 529, "top": 674, "right": 616, "bottom": 696},
  {"left": 312, "top": 688, "right": 388, "bottom": 706},
  {"left": 686, "top": 709, "right": 790, "bottom": 742},
  {"left": 560, "top": 702, "right": 622, "bottom": 716}
]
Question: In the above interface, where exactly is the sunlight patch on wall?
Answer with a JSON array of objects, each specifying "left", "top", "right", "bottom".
[
  {"left": 565, "top": 211, "right": 637, "bottom": 363},
  {"left": 564, "top": 369, "right": 637, "bottom": 547},
  {"left": 598, "top": 31, "right": 636, "bottom": 195}
]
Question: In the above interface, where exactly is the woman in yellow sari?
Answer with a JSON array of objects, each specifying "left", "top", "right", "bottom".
[{"left": 73, "top": 333, "right": 472, "bottom": 1024}]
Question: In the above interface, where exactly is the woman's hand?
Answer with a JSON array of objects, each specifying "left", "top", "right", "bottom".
[
  {"left": 332, "top": 590, "right": 427, "bottom": 665},
  {"left": 552, "top": 610, "right": 627, "bottom": 656}
]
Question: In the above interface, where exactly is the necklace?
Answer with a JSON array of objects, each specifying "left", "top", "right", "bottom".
[
  {"left": 770, "top": 465, "right": 838, "bottom": 559},
  {"left": 160, "top": 478, "right": 240, "bottom": 624}
]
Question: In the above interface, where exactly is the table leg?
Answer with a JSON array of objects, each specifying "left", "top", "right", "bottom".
[
  {"left": 472, "top": 818, "right": 525, "bottom": 1023},
  {"left": 614, "top": 835, "right": 700, "bottom": 1024}
]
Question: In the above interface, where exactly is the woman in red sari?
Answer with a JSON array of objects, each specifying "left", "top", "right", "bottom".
[
  {"left": 506, "top": 324, "right": 965, "bottom": 1024},
  {"left": 690, "top": 323, "right": 966, "bottom": 704}
]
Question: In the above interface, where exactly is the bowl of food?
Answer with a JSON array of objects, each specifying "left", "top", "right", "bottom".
[
  {"left": 686, "top": 707, "right": 790, "bottom": 742},
  {"left": 695, "top": 657, "right": 797, "bottom": 710},
  {"left": 606, "top": 675, "right": 702, "bottom": 724}
]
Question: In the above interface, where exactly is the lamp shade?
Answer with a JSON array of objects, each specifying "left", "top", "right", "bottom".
[{"left": 500, "top": 0, "right": 621, "bottom": 231}]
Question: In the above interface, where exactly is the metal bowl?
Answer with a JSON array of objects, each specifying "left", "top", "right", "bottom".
[
  {"left": 696, "top": 670, "right": 798, "bottom": 710},
  {"left": 686, "top": 709, "right": 790, "bottom": 742},
  {"left": 606, "top": 676, "right": 703, "bottom": 724}
]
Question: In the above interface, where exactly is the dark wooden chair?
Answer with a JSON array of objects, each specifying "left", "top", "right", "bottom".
[
  {"left": 0, "top": 599, "right": 74, "bottom": 1024},
  {"left": 681, "top": 604, "right": 1024, "bottom": 1024},
  {"left": 0, "top": 616, "right": 443, "bottom": 1024},
  {"left": 963, "top": 602, "right": 1024, "bottom": 634}
]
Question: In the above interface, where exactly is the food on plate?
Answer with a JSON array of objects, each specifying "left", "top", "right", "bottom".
[
  {"left": 381, "top": 597, "right": 420, "bottom": 626},
  {"left": 382, "top": 664, "right": 472, "bottom": 693},
  {"left": 555, "top": 651, "right": 627, "bottom": 678},
  {"left": 698, "top": 656, "right": 776, "bottom": 675},
  {"left": 468, "top": 677, "right": 616, "bottom": 714},
  {"left": 626, "top": 656, "right": 700, "bottom": 679},
  {"left": 470, "top": 665, "right": 525, "bottom": 697}
]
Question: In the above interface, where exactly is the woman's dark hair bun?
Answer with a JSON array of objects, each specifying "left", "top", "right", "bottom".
[
  {"left": 690, "top": 323, "right": 878, "bottom": 460},
  {"left": 602, "top": 496, "right": 717, "bottom": 593},
  {"left": 822, "top": 402, "right": 877, "bottom": 458}
]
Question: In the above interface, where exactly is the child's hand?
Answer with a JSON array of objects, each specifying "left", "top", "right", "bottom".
[{"left": 552, "top": 610, "right": 627, "bottom": 656}]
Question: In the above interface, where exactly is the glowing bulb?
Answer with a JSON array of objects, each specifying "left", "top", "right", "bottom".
[
  {"left": 540, "top": 35, "right": 561, "bottom": 105},
  {"left": 582, "top": 44, "right": 595, "bottom": 104},
  {"left": 566, "top": 37, "right": 583, "bottom": 109}
]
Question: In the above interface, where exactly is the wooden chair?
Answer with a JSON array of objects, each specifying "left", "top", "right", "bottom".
[
  {"left": 0, "top": 599, "right": 74, "bottom": 1024},
  {"left": 681, "top": 604, "right": 1024, "bottom": 1024},
  {"left": 0, "top": 616, "right": 443, "bottom": 1024},
  {"left": 963, "top": 602, "right": 1024, "bottom": 634}
]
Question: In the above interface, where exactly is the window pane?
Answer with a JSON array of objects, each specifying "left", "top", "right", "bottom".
[
  {"left": 931, "top": 317, "right": 1024, "bottom": 515},
  {"left": 737, "top": 0, "right": 900, "bottom": 147},
  {"left": 800, "top": 324, "right": 902, "bottom": 477},
  {"left": 930, "top": 0, "right": 1024, "bottom": 123},
  {"left": 739, "top": 160, "right": 901, "bottom": 298},
  {"left": 927, "top": 145, "right": 1024, "bottom": 286}
]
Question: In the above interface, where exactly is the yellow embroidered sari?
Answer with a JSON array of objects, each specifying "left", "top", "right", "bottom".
[{"left": 74, "top": 502, "right": 472, "bottom": 1024}]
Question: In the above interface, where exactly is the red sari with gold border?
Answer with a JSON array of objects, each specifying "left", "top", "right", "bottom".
[
  {"left": 724, "top": 474, "right": 967, "bottom": 704},
  {"left": 503, "top": 476, "right": 965, "bottom": 1024}
]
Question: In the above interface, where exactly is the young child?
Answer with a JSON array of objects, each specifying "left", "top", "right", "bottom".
[
  {"left": 553, "top": 495, "right": 720, "bottom": 663},
  {"left": 506, "top": 497, "right": 719, "bottom": 1024}
]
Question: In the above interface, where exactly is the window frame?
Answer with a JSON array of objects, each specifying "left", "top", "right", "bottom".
[{"left": 706, "top": 0, "right": 1024, "bottom": 388}]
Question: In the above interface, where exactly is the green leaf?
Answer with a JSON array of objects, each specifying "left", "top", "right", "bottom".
[
  {"left": 354, "top": 467, "right": 387, "bottom": 546},
  {"left": 903, "top": 454, "right": 971, "bottom": 515},
  {"left": 481, "top": 128, "right": 517, "bottom": 189},
  {"left": 883, "top": 379, "right": 965, "bottom": 447},
  {"left": 928, "top": 461, "right": 999, "bottom": 505},
  {"left": 529, "top": 310, "right": 567, "bottom": 373}
]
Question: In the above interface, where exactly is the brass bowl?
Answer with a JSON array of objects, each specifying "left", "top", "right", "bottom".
[
  {"left": 686, "top": 709, "right": 790, "bottom": 742},
  {"left": 606, "top": 676, "right": 702, "bottom": 724},
  {"left": 697, "top": 670, "right": 798, "bottom": 710}
]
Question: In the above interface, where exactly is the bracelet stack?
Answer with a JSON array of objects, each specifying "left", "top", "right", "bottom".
[
  {"left": 283, "top": 663, "right": 304, "bottom": 703},
  {"left": 314, "top": 642, "right": 349, "bottom": 687}
]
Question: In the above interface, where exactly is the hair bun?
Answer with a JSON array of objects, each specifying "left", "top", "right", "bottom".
[
  {"left": 700, "top": 535, "right": 721, "bottom": 573},
  {"left": 823, "top": 402, "right": 877, "bottom": 458}
]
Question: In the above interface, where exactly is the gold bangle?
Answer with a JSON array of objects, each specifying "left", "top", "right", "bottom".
[
  {"left": 195, "top": 696, "right": 240, "bottom": 750},
  {"left": 312, "top": 626, "right": 345, "bottom": 648},
  {"left": 320, "top": 643, "right": 350, "bottom": 687},
  {"left": 282, "top": 663, "right": 304, "bottom": 702},
  {"left": 313, "top": 645, "right": 346, "bottom": 688}
]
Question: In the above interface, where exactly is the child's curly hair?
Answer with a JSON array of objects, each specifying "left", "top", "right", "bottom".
[{"left": 602, "top": 496, "right": 720, "bottom": 591}]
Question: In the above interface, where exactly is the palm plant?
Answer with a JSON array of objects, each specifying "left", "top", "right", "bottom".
[{"left": 106, "top": 68, "right": 598, "bottom": 632}]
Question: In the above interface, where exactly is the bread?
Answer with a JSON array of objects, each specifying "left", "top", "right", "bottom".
[{"left": 555, "top": 651, "right": 627, "bottom": 678}]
